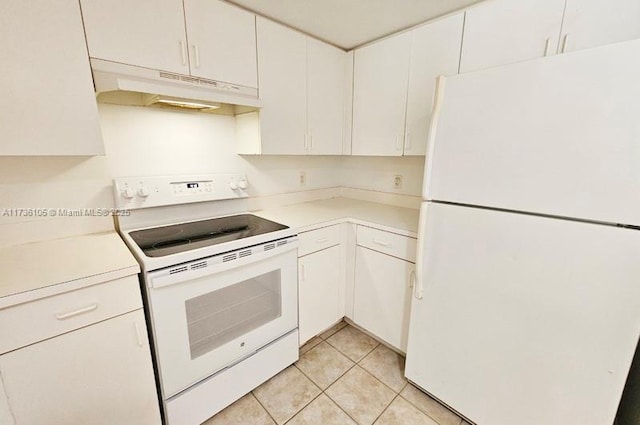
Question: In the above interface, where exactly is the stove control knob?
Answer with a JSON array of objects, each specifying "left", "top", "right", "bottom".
[
  {"left": 229, "top": 181, "right": 238, "bottom": 190},
  {"left": 137, "top": 187, "right": 150, "bottom": 198},
  {"left": 121, "top": 188, "right": 135, "bottom": 200},
  {"left": 238, "top": 180, "right": 247, "bottom": 190}
]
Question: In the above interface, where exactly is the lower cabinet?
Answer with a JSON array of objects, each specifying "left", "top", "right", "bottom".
[
  {"left": 0, "top": 310, "right": 160, "bottom": 425},
  {"left": 298, "top": 245, "right": 343, "bottom": 345},
  {"left": 353, "top": 246, "right": 415, "bottom": 353}
]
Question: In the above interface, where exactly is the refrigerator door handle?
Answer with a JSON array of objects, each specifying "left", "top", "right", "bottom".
[
  {"left": 414, "top": 205, "right": 429, "bottom": 300},
  {"left": 423, "top": 75, "right": 447, "bottom": 200}
]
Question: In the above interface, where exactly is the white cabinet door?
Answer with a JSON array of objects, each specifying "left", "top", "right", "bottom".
[
  {"left": 559, "top": 0, "right": 640, "bottom": 54},
  {"left": 256, "top": 17, "right": 307, "bottom": 155},
  {"left": 80, "top": 0, "right": 189, "bottom": 74},
  {"left": 0, "top": 0, "right": 103, "bottom": 156},
  {"left": 404, "top": 14, "right": 464, "bottom": 156},
  {"left": 307, "top": 38, "right": 346, "bottom": 155},
  {"left": 0, "top": 310, "right": 161, "bottom": 425},
  {"left": 352, "top": 32, "right": 412, "bottom": 156},
  {"left": 298, "top": 246, "right": 342, "bottom": 345},
  {"left": 183, "top": 0, "right": 258, "bottom": 88},
  {"left": 353, "top": 246, "right": 414, "bottom": 352},
  {"left": 459, "top": 0, "right": 566, "bottom": 73}
]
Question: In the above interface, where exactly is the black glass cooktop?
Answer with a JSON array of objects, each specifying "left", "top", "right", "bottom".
[{"left": 130, "top": 214, "right": 288, "bottom": 257}]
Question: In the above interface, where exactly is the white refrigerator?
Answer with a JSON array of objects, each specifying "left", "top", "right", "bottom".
[{"left": 405, "top": 39, "right": 640, "bottom": 425}]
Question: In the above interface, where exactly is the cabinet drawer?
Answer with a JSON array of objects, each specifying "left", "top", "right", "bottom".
[
  {"left": 298, "top": 224, "right": 341, "bottom": 257},
  {"left": 356, "top": 226, "right": 417, "bottom": 262},
  {"left": 0, "top": 275, "right": 142, "bottom": 355}
]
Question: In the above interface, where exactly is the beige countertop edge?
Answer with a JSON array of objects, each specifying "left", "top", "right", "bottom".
[
  {"left": 0, "top": 265, "right": 140, "bottom": 310},
  {"left": 0, "top": 232, "right": 140, "bottom": 309},
  {"left": 253, "top": 198, "right": 420, "bottom": 238},
  {"left": 294, "top": 217, "right": 418, "bottom": 238}
]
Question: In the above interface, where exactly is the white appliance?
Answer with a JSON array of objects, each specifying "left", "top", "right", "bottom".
[
  {"left": 405, "top": 39, "right": 640, "bottom": 425},
  {"left": 114, "top": 173, "right": 298, "bottom": 425},
  {"left": 92, "top": 59, "right": 261, "bottom": 110}
]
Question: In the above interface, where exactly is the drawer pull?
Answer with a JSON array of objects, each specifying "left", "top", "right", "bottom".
[
  {"left": 55, "top": 303, "right": 98, "bottom": 320},
  {"left": 315, "top": 237, "right": 329, "bottom": 244},
  {"left": 409, "top": 270, "right": 416, "bottom": 288},
  {"left": 373, "top": 238, "right": 390, "bottom": 247}
]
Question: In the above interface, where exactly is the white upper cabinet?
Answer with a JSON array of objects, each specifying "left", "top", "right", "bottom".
[
  {"left": 352, "top": 32, "right": 412, "bottom": 156},
  {"left": 460, "top": 0, "right": 567, "bottom": 73},
  {"left": 256, "top": 18, "right": 307, "bottom": 155},
  {"left": 307, "top": 38, "right": 346, "bottom": 155},
  {"left": 559, "top": 0, "right": 640, "bottom": 54},
  {"left": 404, "top": 14, "right": 464, "bottom": 156},
  {"left": 249, "top": 19, "right": 347, "bottom": 155},
  {"left": 80, "top": 0, "right": 189, "bottom": 74},
  {"left": 81, "top": 0, "right": 257, "bottom": 87},
  {"left": 183, "top": 0, "right": 257, "bottom": 87},
  {"left": 0, "top": 0, "right": 103, "bottom": 156}
]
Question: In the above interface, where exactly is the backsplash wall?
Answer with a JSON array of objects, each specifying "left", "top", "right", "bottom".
[{"left": 0, "top": 104, "right": 423, "bottom": 247}]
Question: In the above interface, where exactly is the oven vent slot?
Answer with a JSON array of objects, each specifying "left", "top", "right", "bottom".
[
  {"left": 239, "top": 249, "right": 252, "bottom": 258},
  {"left": 223, "top": 253, "right": 238, "bottom": 262},
  {"left": 277, "top": 240, "right": 287, "bottom": 246},
  {"left": 264, "top": 243, "right": 276, "bottom": 251},
  {"left": 169, "top": 266, "right": 188, "bottom": 275},
  {"left": 190, "top": 261, "right": 207, "bottom": 270}
]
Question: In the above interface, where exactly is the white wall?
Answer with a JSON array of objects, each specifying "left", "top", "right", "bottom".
[
  {"left": 0, "top": 104, "right": 422, "bottom": 247},
  {"left": 340, "top": 156, "right": 424, "bottom": 197}
]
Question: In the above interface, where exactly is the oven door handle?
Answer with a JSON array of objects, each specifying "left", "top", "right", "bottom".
[{"left": 149, "top": 240, "right": 298, "bottom": 289}]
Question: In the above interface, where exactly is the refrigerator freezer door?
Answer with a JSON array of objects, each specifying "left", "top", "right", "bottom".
[
  {"left": 423, "top": 39, "right": 640, "bottom": 227},
  {"left": 406, "top": 202, "right": 640, "bottom": 425}
]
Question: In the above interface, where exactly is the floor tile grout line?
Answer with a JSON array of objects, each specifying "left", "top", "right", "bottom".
[
  {"left": 291, "top": 361, "right": 362, "bottom": 425},
  {"left": 350, "top": 363, "right": 406, "bottom": 398},
  {"left": 281, "top": 388, "right": 326, "bottom": 425},
  {"left": 371, "top": 393, "right": 402, "bottom": 425},
  {"left": 295, "top": 352, "right": 357, "bottom": 392},
  {"left": 323, "top": 384, "right": 369, "bottom": 425},
  {"left": 396, "top": 386, "right": 465, "bottom": 425},
  {"left": 324, "top": 335, "right": 380, "bottom": 364},
  {"left": 249, "top": 390, "right": 280, "bottom": 425}
]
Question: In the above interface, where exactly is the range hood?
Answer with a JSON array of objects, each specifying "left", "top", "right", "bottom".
[{"left": 91, "top": 59, "right": 261, "bottom": 114}]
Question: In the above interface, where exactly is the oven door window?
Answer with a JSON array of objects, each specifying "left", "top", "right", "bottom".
[{"left": 185, "top": 270, "right": 282, "bottom": 360}]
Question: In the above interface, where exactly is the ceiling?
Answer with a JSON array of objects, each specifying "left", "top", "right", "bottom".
[{"left": 226, "top": 0, "right": 486, "bottom": 50}]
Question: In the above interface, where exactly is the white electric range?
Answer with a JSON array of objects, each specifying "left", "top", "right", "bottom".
[{"left": 113, "top": 173, "right": 299, "bottom": 425}]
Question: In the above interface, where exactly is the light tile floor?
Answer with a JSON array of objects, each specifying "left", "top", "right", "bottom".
[{"left": 204, "top": 321, "right": 471, "bottom": 425}]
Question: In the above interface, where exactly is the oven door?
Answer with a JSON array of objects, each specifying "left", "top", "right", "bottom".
[{"left": 146, "top": 242, "right": 298, "bottom": 398}]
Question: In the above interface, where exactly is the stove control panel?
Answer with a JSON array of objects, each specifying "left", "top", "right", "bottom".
[{"left": 113, "top": 173, "right": 249, "bottom": 210}]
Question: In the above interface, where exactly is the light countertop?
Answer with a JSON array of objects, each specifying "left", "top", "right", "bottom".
[
  {"left": 0, "top": 232, "right": 139, "bottom": 308},
  {"left": 254, "top": 197, "right": 420, "bottom": 237}
]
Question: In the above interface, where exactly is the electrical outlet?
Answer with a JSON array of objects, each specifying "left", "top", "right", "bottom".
[
  {"left": 299, "top": 171, "right": 306, "bottom": 186},
  {"left": 393, "top": 174, "right": 403, "bottom": 189}
]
